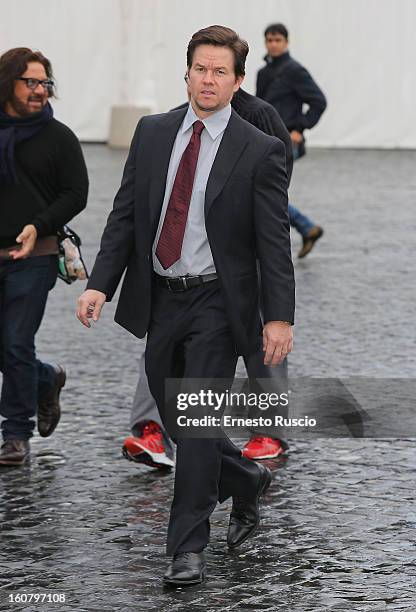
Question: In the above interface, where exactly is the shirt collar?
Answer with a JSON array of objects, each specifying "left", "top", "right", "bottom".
[
  {"left": 265, "top": 50, "right": 290, "bottom": 65},
  {"left": 181, "top": 103, "right": 231, "bottom": 140}
]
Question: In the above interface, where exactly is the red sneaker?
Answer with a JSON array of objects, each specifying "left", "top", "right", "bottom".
[
  {"left": 122, "top": 421, "right": 174, "bottom": 469},
  {"left": 242, "top": 437, "right": 285, "bottom": 460}
]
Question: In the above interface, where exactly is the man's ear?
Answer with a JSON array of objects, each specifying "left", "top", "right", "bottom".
[{"left": 233, "top": 74, "right": 244, "bottom": 92}]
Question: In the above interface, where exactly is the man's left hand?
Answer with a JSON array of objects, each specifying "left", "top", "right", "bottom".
[
  {"left": 263, "top": 321, "right": 293, "bottom": 366},
  {"left": 10, "top": 224, "right": 38, "bottom": 259},
  {"left": 290, "top": 130, "right": 303, "bottom": 144}
]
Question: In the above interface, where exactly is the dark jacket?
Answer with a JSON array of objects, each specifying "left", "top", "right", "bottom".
[
  {"left": 231, "top": 89, "right": 293, "bottom": 185},
  {"left": 87, "top": 108, "right": 295, "bottom": 356},
  {"left": 256, "top": 52, "right": 327, "bottom": 134},
  {"left": 0, "top": 119, "right": 88, "bottom": 247}
]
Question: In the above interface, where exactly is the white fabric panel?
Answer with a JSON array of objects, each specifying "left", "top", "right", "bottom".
[
  {"left": 1, "top": 0, "right": 414, "bottom": 147},
  {"left": 0, "top": 0, "right": 120, "bottom": 140}
]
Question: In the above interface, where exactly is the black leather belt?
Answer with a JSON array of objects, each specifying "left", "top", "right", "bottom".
[{"left": 154, "top": 272, "right": 218, "bottom": 292}]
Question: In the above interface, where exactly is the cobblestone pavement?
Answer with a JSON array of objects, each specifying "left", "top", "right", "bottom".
[{"left": 0, "top": 147, "right": 415, "bottom": 611}]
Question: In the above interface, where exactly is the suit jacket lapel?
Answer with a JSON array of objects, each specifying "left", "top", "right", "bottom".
[
  {"left": 205, "top": 111, "right": 249, "bottom": 218},
  {"left": 148, "top": 109, "right": 187, "bottom": 240}
]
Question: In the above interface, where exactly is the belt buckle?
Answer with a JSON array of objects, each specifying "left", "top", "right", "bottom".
[{"left": 166, "top": 276, "right": 188, "bottom": 292}]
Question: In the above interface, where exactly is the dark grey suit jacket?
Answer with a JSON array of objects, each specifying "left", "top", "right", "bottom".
[{"left": 87, "top": 107, "right": 295, "bottom": 356}]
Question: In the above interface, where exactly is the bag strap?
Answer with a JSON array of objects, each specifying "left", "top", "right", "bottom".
[{"left": 57, "top": 225, "right": 82, "bottom": 246}]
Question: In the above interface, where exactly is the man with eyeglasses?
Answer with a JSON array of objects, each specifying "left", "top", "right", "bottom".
[{"left": 0, "top": 48, "right": 88, "bottom": 465}]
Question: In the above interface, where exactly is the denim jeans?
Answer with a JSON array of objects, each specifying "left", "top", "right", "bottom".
[
  {"left": 0, "top": 255, "right": 58, "bottom": 440},
  {"left": 288, "top": 203, "right": 315, "bottom": 236},
  {"left": 289, "top": 140, "right": 315, "bottom": 237}
]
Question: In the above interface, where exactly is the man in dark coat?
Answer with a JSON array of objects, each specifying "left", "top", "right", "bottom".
[{"left": 257, "top": 22, "right": 327, "bottom": 258}]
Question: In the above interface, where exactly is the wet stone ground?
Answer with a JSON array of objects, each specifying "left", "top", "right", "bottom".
[{"left": 0, "top": 146, "right": 415, "bottom": 611}]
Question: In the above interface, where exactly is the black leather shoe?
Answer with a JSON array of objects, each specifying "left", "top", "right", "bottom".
[
  {"left": 38, "top": 365, "right": 66, "bottom": 438},
  {"left": 163, "top": 552, "right": 206, "bottom": 586},
  {"left": 0, "top": 440, "right": 30, "bottom": 466},
  {"left": 227, "top": 463, "right": 272, "bottom": 548}
]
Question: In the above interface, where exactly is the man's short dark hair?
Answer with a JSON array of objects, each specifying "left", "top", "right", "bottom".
[
  {"left": 187, "top": 25, "right": 249, "bottom": 78},
  {"left": 0, "top": 47, "right": 55, "bottom": 108},
  {"left": 264, "top": 23, "right": 289, "bottom": 40}
]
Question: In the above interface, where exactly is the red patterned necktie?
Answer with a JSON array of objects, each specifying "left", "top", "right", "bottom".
[{"left": 156, "top": 120, "right": 205, "bottom": 269}]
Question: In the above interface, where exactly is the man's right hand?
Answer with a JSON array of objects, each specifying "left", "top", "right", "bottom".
[
  {"left": 10, "top": 224, "right": 37, "bottom": 259},
  {"left": 290, "top": 130, "right": 303, "bottom": 144},
  {"left": 77, "top": 289, "right": 107, "bottom": 328}
]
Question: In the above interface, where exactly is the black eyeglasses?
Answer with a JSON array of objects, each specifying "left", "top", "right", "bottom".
[{"left": 17, "top": 77, "right": 55, "bottom": 91}]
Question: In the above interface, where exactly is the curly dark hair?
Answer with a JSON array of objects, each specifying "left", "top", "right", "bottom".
[
  {"left": 187, "top": 25, "right": 249, "bottom": 78},
  {"left": 0, "top": 47, "right": 56, "bottom": 108}
]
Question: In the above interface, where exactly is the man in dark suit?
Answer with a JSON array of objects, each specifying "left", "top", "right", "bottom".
[{"left": 77, "top": 25, "right": 295, "bottom": 586}]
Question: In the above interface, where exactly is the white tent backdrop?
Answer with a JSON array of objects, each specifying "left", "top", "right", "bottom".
[{"left": 1, "top": 0, "right": 414, "bottom": 147}]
